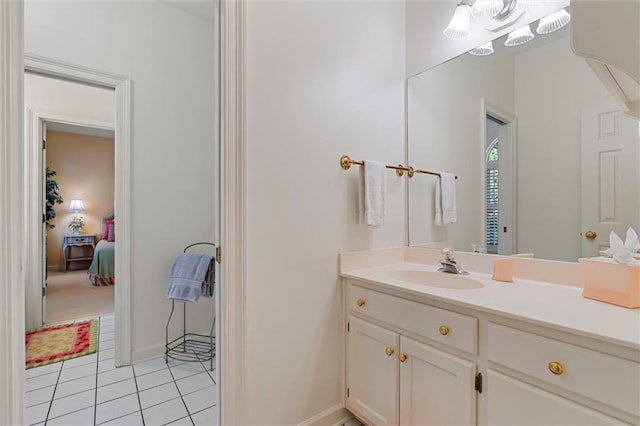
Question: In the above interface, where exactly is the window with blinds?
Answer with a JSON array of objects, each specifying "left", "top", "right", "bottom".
[{"left": 486, "top": 141, "right": 499, "bottom": 254}]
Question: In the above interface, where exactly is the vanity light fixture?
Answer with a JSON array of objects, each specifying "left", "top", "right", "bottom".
[
  {"left": 504, "top": 24, "right": 535, "bottom": 46},
  {"left": 536, "top": 8, "right": 571, "bottom": 34},
  {"left": 468, "top": 41, "right": 495, "bottom": 56},
  {"left": 444, "top": 0, "right": 521, "bottom": 40}
]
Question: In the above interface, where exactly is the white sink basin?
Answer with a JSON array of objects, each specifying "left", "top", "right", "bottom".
[{"left": 385, "top": 270, "right": 484, "bottom": 290}]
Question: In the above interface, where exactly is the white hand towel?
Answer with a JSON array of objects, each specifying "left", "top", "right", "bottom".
[
  {"left": 360, "top": 160, "right": 386, "bottom": 227},
  {"left": 435, "top": 172, "right": 456, "bottom": 226}
]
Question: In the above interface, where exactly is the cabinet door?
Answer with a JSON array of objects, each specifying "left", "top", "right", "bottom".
[
  {"left": 487, "top": 370, "right": 630, "bottom": 425},
  {"left": 399, "top": 336, "right": 476, "bottom": 425},
  {"left": 347, "top": 316, "right": 399, "bottom": 426}
]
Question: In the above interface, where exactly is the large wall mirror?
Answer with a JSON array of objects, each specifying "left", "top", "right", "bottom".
[{"left": 407, "top": 13, "right": 640, "bottom": 262}]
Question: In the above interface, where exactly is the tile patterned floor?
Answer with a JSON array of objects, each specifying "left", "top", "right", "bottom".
[{"left": 24, "top": 315, "right": 218, "bottom": 426}]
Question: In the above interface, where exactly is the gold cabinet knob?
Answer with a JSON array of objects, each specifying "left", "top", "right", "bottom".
[
  {"left": 356, "top": 298, "right": 365, "bottom": 307},
  {"left": 439, "top": 325, "right": 450, "bottom": 336},
  {"left": 548, "top": 361, "right": 564, "bottom": 375},
  {"left": 385, "top": 347, "right": 395, "bottom": 356},
  {"left": 585, "top": 230, "right": 597, "bottom": 240},
  {"left": 398, "top": 353, "right": 407, "bottom": 363}
]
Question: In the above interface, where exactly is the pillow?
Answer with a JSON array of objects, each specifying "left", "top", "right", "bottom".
[
  {"left": 107, "top": 224, "right": 115, "bottom": 242},
  {"left": 102, "top": 220, "right": 115, "bottom": 240}
]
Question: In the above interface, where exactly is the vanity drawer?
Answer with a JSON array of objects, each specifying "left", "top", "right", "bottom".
[
  {"left": 487, "top": 322, "right": 640, "bottom": 417},
  {"left": 349, "top": 284, "right": 477, "bottom": 354}
]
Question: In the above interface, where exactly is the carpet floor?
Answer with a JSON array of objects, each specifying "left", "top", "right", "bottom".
[{"left": 45, "top": 270, "right": 114, "bottom": 324}]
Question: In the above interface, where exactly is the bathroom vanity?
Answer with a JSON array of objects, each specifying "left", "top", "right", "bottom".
[{"left": 340, "top": 248, "right": 640, "bottom": 425}]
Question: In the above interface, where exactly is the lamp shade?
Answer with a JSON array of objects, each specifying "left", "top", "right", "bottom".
[
  {"left": 469, "top": 41, "right": 495, "bottom": 56},
  {"left": 536, "top": 9, "right": 570, "bottom": 35},
  {"left": 471, "top": 0, "right": 503, "bottom": 18},
  {"left": 443, "top": 4, "right": 472, "bottom": 40},
  {"left": 505, "top": 24, "right": 535, "bottom": 47},
  {"left": 517, "top": 0, "right": 533, "bottom": 12},
  {"left": 68, "top": 199, "right": 86, "bottom": 213}
]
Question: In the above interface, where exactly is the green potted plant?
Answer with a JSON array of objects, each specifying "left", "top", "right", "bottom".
[{"left": 45, "top": 167, "right": 63, "bottom": 229}]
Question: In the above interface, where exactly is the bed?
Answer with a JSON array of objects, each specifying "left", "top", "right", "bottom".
[{"left": 88, "top": 212, "right": 115, "bottom": 286}]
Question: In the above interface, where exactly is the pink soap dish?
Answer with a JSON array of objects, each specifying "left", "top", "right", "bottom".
[{"left": 579, "top": 257, "right": 640, "bottom": 309}]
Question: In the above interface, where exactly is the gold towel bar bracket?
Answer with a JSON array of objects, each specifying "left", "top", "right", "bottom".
[
  {"left": 340, "top": 155, "right": 410, "bottom": 177},
  {"left": 339, "top": 154, "right": 456, "bottom": 179}
]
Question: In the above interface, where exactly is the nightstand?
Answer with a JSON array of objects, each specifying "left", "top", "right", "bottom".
[{"left": 63, "top": 234, "right": 95, "bottom": 272}]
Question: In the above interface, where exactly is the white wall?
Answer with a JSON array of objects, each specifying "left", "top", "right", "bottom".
[
  {"left": 245, "top": 1, "right": 405, "bottom": 423},
  {"left": 407, "top": 50, "right": 514, "bottom": 251},
  {"left": 515, "top": 36, "right": 611, "bottom": 261},
  {"left": 25, "top": 1, "right": 217, "bottom": 359},
  {"left": 25, "top": 73, "right": 115, "bottom": 125}
]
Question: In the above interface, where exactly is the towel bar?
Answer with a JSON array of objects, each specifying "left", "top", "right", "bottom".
[{"left": 339, "top": 154, "right": 457, "bottom": 179}]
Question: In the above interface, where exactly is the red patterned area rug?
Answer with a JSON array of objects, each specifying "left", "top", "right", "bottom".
[{"left": 25, "top": 319, "right": 97, "bottom": 369}]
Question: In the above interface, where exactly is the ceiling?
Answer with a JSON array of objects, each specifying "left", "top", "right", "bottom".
[{"left": 46, "top": 121, "right": 115, "bottom": 139}]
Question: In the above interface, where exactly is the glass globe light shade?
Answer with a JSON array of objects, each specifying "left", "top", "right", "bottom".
[
  {"left": 443, "top": 4, "right": 472, "bottom": 40},
  {"left": 517, "top": 0, "right": 533, "bottom": 11},
  {"left": 468, "top": 41, "right": 495, "bottom": 56},
  {"left": 505, "top": 24, "right": 535, "bottom": 47},
  {"left": 536, "top": 9, "right": 571, "bottom": 34},
  {"left": 471, "top": 0, "right": 503, "bottom": 18}
]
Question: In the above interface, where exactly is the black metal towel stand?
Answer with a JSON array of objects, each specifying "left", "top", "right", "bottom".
[{"left": 165, "top": 242, "right": 216, "bottom": 371}]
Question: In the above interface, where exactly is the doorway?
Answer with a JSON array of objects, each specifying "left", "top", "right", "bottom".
[
  {"left": 25, "top": 71, "right": 116, "bottom": 327},
  {"left": 42, "top": 118, "right": 116, "bottom": 324},
  {"left": 3, "top": 2, "right": 225, "bottom": 424},
  {"left": 480, "top": 100, "right": 517, "bottom": 255},
  {"left": 24, "top": 55, "right": 133, "bottom": 367}
]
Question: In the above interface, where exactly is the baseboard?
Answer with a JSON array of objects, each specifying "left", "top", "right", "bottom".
[
  {"left": 297, "top": 404, "right": 352, "bottom": 426},
  {"left": 130, "top": 343, "right": 165, "bottom": 365},
  {"left": 47, "top": 264, "right": 60, "bottom": 272}
]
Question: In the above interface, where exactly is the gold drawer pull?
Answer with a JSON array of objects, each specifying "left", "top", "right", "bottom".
[
  {"left": 385, "top": 347, "right": 395, "bottom": 356},
  {"left": 548, "top": 361, "right": 564, "bottom": 375},
  {"left": 356, "top": 298, "right": 365, "bottom": 307},
  {"left": 398, "top": 353, "right": 407, "bottom": 363},
  {"left": 439, "top": 325, "right": 450, "bottom": 336}
]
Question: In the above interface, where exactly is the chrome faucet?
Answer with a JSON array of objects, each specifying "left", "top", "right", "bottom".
[{"left": 438, "top": 248, "right": 469, "bottom": 275}]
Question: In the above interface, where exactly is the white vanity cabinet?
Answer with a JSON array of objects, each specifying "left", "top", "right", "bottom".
[
  {"left": 344, "top": 278, "right": 640, "bottom": 426},
  {"left": 346, "top": 282, "right": 478, "bottom": 426},
  {"left": 486, "top": 323, "right": 638, "bottom": 425},
  {"left": 486, "top": 371, "right": 627, "bottom": 425},
  {"left": 347, "top": 317, "right": 398, "bottom": 425}
]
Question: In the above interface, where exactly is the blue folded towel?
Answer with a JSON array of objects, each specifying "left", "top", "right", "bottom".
[{"left": 167, "top": 253, "right": 213, "bottom": 302}]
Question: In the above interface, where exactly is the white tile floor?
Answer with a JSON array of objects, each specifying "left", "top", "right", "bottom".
[{"left": 24, "top": 315, "right": 218, "bottom": 426}]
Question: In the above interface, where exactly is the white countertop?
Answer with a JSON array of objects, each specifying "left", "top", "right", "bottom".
[{"left": 341, "top": 261, "right": 640, "bottom": 350}]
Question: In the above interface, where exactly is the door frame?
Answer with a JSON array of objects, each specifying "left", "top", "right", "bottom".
[
  {"left": 25, "top": 54, "right": 133, "bottom": 367},
  {"left": 0, "top": 1, "right": 26, "bottom": 424},
  {"left": 25, "top": 108, "right": 114, "bottom": 330},
  {"left": 220, "top": 0, "right": 247, "bottom": 424}
]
